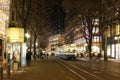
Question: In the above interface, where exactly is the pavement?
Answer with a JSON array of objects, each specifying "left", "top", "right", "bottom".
[{"left": 1, "top": 57, "right": 120, "bottom": 80}]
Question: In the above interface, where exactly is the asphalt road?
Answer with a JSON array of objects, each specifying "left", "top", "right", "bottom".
[
  {"left": 57, "top": 58, "right": 120, "bottom": 80},
  {"left": 4, "top": 57, "right": 120, "bottom": 80}
]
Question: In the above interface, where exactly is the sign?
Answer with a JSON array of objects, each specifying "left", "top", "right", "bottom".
[{"left": 6, "top": 28, "right": 24, "bottom": 42}]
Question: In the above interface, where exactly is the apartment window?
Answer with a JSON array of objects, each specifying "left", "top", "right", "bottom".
[
  {"left": 92, "top": 18, "right": 99, "bottom": 25},
  {"left": 92, "top": 27, "right": 99, "bottom": 33},
  {"left": 93, "top": 36, "right": 99, "bottom": 42}
]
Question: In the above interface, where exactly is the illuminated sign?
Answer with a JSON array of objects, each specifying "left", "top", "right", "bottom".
[{"left": 6, "top": 28, "right": 24, "bottom": 42}]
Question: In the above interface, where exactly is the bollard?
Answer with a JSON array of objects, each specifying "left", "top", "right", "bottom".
[
  {"left": 7, "top": 64, "right": 10, "bottom": 78},
  {"left": 0, "top": 66, "right": 3, "bottom": 80}
]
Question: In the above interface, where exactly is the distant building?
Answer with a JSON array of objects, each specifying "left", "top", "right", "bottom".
[{"left": 47, "top": 34, "right": 65, "bottom": 54}]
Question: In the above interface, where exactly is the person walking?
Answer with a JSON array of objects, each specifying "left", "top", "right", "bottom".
[
  {"left": 46, "top": 53, "right": 49, "bottom": 59},
  {"left": 39, "top": 50, "right": 43, "bottom": 59},
  {"left": 26, "top": 50, "right": 32, "bottom": 66}
]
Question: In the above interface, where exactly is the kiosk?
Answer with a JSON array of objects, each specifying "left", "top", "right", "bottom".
[{"left": 6, "top": 28, "right": 26, "bottom": 70}]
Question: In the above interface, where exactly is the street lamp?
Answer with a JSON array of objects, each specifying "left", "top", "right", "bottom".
[
  {"left": 25, "top": 33, "right": 30, "bottom": 49},
  {"left": 25, "top": 33, "right": 30, "bottom": 39}
]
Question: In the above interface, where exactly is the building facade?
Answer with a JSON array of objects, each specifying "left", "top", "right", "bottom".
[
  {"left": 47, "top": 34, "right": 65, "bottom": 55},
  {"left": 103, "top": 0, "right": 120, "bottom": 59},
  {"left": 73, "top": 20, "right": 101, "bottom": 57},
  {"left": 0, "top": 0, "right": 10, "bottom": 62}
]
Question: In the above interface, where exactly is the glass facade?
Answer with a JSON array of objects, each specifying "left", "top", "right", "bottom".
[{"left": 107, "top": 24, "right": 120, "bottom": 59}]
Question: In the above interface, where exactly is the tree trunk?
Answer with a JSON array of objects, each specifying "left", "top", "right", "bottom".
[
  {"left": 33, "top": 35, "right": 37, "bottom": 59},
  {"left": 30, "top": 37, "right": 32, "bottom": 53},
  {"left": 23, "top": 19, "right": 27, "bottom": 42},
  {"left": 102, "top": 35, "right": 108, "bottom": 61},
  {"left": 88, "top": 34, "right": 92, "bottom": 59}
]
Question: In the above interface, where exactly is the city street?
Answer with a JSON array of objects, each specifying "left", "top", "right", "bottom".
[
  {"left": 0, "top": 1, "right": 120, "bottom": 80},
  {"left": 3, "top": 57, "right": 120, "bottom": 80}
]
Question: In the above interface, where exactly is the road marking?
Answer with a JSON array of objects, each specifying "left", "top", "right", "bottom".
[
  {"left": 57, "top": 61, "right": 86, "bottom": 80},
  {"left": 70, "top": 64, "right": 103, "bottom": 80},
  {"left": 57, "top": 58, "right": 103, "bottom": 80}
]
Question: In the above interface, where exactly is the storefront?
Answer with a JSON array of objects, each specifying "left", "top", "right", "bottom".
[
  {"left": 106, "top": 24, "right": 120, "bottom": 59},
  {"left": 107, "top": 36, "right": 120, "bottom": 59}
]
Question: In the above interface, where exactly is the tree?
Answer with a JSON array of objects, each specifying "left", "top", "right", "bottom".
[
  {"left": 64, "top": 0, "right": 120, "bottom": 60},
  {"left": 12, "top": 0, "right": 33, "bottom": 42},
  {"left": 64, "top": 0, "right": 100, "bottom": 59},
  {"left": 27, "top": 0, "right": 52, "bottom": 57},
  {"left": 99, "top": 0, "right": 120, "bottom": 61}
]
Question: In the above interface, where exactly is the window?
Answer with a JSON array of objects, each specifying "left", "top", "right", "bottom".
[
  {"left": 92, "top": 27, "right": 99, "bottom": 33},
  {"left": 93, "top": 36, "right": 99, "bottom": 42}
]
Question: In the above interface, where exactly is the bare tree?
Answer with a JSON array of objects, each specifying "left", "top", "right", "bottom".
[
  {"left": 12, "top": 0, "right": 33, "bottom": 41},
  {"left": 64, "top": 0, "right": 120, "bottom": 60},
  {"left": 27, "top": 0, "right": 52, "bottom": 58},
  {"left": 64, "top": 0, "right": 100, "bottom": 59}
]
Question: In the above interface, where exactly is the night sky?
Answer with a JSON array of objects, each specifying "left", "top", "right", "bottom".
[{"left": 50, "top": 0, "right": 66, "bottom": 34}]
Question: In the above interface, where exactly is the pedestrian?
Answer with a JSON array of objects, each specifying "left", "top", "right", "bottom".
[
  {"left": 12, "top": 52, "right": 16, "bottom": 62},
  {"left": 26, "top": 50, "right": 32, "bottom": 66},
  {"left": 46, "top": 53, "right": 49, "bottom": 59},
  {"left": 39, "top": 50, "right": 43, "bottom": 59},
  {"left": 97, "top": 53, "right": 101, "bottom": 60}
]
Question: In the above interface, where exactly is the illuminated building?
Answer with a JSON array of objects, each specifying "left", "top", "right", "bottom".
[
  {"left": 47, "top": 34, "right": 64, "bottom": 54},
  {"left": 0, "top": 0, "right": 9, "bottom": 61},
  {"left": 73, "top": 18, "right": 100, "bottom": 56},
  {"left": 104, "top": 0, "right": 120, "bottom": 59}
]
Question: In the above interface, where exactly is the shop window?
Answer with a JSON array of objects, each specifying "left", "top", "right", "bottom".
[{"left": 115, "top": 25, "right": 120, "bottom": 35}]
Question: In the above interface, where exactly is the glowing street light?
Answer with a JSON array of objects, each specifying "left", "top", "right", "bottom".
[{"left": 25, "top": 33, "right": 30, "bottom": 38}]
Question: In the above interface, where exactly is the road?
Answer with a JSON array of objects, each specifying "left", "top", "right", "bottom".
[{"left": 4, "top": 57, "right": 120, "bottom": 80}]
